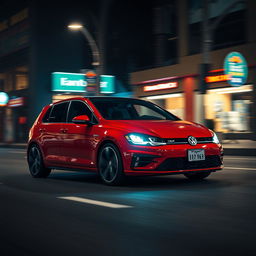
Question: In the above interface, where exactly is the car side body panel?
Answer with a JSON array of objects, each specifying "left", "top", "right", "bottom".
[{"left": 28, "top": 97, "right": 223, "bottom": 177}]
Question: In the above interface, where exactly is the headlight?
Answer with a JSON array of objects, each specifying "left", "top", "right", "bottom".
[
  {"left": 212, "top": 132, "right": 220, "bottom": 144},
  {"left": 125, "top": 133, "right": 166, "bottom": 146}
]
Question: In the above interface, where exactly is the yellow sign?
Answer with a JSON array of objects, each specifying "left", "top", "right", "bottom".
[{"left": 205, "top": 74, "right": 229, "bottom": 83}]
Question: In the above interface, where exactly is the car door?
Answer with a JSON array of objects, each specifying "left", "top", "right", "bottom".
[
  {"left": 60, "top": 100, "right": 97, "bottom": 168},
  {"left": 40, "top": 101, "right": 69, "bottom": 166}
]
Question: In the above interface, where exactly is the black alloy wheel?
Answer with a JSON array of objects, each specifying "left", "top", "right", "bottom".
[
  {"left": 98, "top": 143, "right": 125, "bottom": 185},
  {"left": 28, "top": 145, "right": 51, "bottom": 178}
]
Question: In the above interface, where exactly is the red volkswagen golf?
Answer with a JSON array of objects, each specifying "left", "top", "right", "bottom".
[{"left": 27, "top": 97, "right": 223, "bottom": 185}]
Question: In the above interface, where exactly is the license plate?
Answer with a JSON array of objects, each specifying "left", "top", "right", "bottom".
[{"left": 188, "top": 149, "right": 205, "bottom": 162}]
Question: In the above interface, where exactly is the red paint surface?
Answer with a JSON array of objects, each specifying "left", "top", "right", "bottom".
[{"left": 28, "top": 97, "right": 223, "bottom": 176}]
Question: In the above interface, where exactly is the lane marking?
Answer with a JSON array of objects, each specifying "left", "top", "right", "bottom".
[
  {"left": 58, "top": 196, "right": 133, "bottom": 209},
  {"left": 224, "top": 166, "right": 256, "bottom": 171}
]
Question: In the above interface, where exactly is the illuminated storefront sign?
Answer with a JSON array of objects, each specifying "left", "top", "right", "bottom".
[
  {"left": 224, "top": 52, "right": 248, "bottom": 86},
  {"left": 143, "top": 82, "right": 178, "bottom": 92},
  {"left": 8, "top": 97, "right": 24, "bottom": 107},
  {"left": 100, "top": 75, "right": 115, "bottom": 94},
  {"left": 52, "top": 72, "right": 87, "bottom": 92},
  {"left": 205, "top": 74, "right": 229, "bottom": 83},
  {"left": 85, "top": 70, "right": 97, "bottom": 93},
  {"left": 0, "top": 92, "right": 9, "bottom": 106}
]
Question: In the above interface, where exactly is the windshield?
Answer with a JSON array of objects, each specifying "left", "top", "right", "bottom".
[{"left": 90, "top": 98, "right": 180, "bottom": 121}]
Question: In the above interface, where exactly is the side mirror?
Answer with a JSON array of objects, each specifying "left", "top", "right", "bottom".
[{"left": 72, "top": 115, "right": 91, "bottom": 125}]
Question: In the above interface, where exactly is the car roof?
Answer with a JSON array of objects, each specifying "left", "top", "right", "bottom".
[{"left": 50, "top": 96, "right": 140, "bottom": 106}]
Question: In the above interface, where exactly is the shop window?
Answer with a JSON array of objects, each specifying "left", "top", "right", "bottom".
[
  {"left": 16, "top": 74, "right": 28, "bottom": 90},
  {"left": 5, "top": 73, "right": 14, "bottom": 92},
  {"left": 205, "top": 85, "right": 253, "bottom": 132},
  {"left": 165, "top": 95, "right": 184, "bottom": 119}
]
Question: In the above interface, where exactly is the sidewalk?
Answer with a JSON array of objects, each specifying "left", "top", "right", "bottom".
[
  {"left": 0, "top": 143, "right": 27, "bottom": 149},
  {"left": 222, "top": 140, "right": 256, "bottom": 156},
  {"left": 0, "top": 140, "right": 255, "bottom": 156}
]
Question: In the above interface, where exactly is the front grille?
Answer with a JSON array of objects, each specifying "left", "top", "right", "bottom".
[
  {"left": 165, "top": 137, "right": 213, "bottom": 145},
  {"left": 155, "top": 155, "right": 222, "bottom": 171}
]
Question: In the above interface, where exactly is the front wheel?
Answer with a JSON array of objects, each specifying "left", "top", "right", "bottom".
[
  {"left": 184, "top": 171, "right": 211, "bottom": 180},
  {"left": 98, "top": 143, "right": 125, "bottom": 185},
  {"left": 28, "top": 144, "right": 51, "bottom": 178}
]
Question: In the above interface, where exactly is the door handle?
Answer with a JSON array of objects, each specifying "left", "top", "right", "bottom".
[
  {"left": 60, "top": 128, "right": 68, "bottom": 133},
  {"left": 39, "top": 128, "right": 46, "bottom": 132}
]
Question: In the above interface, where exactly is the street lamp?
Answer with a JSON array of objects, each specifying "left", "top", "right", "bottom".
[{"left": 68, "top": 23, "right": 101, "bottom": 95}]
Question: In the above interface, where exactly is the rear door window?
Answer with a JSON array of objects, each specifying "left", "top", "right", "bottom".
[
  {"left": 49, "top": 102, "right": 69, "bottom": 123},
  {"left": 42, "top": 106, "right": 52, "bottom": 123}
]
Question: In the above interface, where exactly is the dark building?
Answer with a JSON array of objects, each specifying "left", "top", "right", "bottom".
[
  {"left": 0, "top": 1, "right": 99, "bottom": 143},
  {"left": 0, "top": 0, "right": 157, "bottom": 143},
  {"left": 1, "top": 0, "right": 254, "bottom": 142}
]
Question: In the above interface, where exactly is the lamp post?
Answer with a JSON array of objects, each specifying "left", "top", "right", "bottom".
[{"left": 68, "top": 23, "right": 101, "bottom": 95}]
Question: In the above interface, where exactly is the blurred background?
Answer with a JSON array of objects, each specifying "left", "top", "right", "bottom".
[{"left": 0, "top": 0, "right": 255, "bottom": 144}]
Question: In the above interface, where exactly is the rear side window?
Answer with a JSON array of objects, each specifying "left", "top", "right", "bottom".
[
  {"left": 49, "top": 102, "right": 69, "bottom": 123},
  {"left": 42, "top": 106, "right": 52, "bottom": 123},
  {"left": 67, "top": 101, "right": 92, "bottom": 122}
]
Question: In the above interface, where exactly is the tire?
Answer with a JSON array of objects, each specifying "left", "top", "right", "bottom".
[
  {"left": 28, "top": 144, "right": 51, "bottom": 178},
  {"left": 98, "top": 143, "right": 125, "bottom": 185},
  {"left": 184, "top": 171, "right": 211, "bottom": 180}
]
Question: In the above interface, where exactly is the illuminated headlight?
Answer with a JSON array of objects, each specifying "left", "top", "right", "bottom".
[
  {"left": 213, "top": 132, "right": 220, "bottom": 144},
  {"left": 125, "top": 133, "right": 166, "bottom": 146}
]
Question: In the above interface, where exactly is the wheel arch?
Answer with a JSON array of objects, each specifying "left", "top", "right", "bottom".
[{"left": 96, "top": 139, "right": 123, "bottom": 168}]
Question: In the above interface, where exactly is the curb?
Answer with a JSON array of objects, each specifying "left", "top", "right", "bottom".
[{"left": 224, "top": 148, "right": 256, "bottom": 156}]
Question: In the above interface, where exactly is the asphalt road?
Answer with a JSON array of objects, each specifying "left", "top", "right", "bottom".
[{"left": 0, "top": 148, "right": 256, "bottom": 256}]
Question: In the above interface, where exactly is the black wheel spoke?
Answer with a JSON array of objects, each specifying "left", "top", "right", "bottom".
[
  {"left": 29, "top": 147, "right": 41, "bottom": 175},
  {"left": 28, "top": 145, "right": 51, "bottom": 178},
  {"left": 99, "top": 146, "right": 119, "bottom": 183}
]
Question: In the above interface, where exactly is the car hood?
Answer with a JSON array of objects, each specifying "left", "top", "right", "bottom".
[{"left": 106, "top": 120, "right": 213, "bottom": 138}]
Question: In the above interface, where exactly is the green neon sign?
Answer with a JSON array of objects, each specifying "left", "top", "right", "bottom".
[
  {"left": 52, "top": 72, "right": 87, "bottom": 92},
  {"left": 100, "top": 75, "right": 115, "bottom": 94},
  {"left": 224, "top": 52, "right": 248, "bottom": 87}
]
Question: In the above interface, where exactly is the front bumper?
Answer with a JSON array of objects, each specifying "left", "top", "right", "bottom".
[{"left": 122, "top": 143, "right": 223, "bottom": 176}]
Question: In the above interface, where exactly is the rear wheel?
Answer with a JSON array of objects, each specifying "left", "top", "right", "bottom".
[
  {"left": 98, "top": 143, "right": 125, "bottom": 185},
  {"left": 28, "top": 144, "right": 51, "bottom": 178},
  {"left": 184, "top": 171, "right": 211, "bottom": 180}
]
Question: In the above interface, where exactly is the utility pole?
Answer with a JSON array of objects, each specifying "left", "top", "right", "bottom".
[
  {"left": 198, "top": 0, "right": 211, "bottom": 126},
  {"left": 199, "top": 0, "right": 245, "bottom": 127}
]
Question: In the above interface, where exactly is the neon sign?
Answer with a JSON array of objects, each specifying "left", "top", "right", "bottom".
[
  {"left": 143, "top": 82, "right": 178, "bottom": 92},
  {"left": 205, "top": 74, "right": 229, "bottom": 83}
]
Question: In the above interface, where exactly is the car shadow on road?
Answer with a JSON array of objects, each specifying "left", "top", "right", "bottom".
[{"left": 48, "top": 170, "right": 234, "bottom": 192}]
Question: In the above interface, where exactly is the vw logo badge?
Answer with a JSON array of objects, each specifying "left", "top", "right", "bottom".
[{"left": 188, "top": 136, "right": 197, "bottom": 146}]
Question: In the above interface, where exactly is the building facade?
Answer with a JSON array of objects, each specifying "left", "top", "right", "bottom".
[
  {"left": 130, "top": 0, "right": 256, "bottom": 139},
  {"left": 0, "top": 1, "right": 98, "bottom": 143}
]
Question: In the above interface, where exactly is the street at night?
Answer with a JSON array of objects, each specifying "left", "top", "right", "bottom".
[
  {"left": 1, "top": 1, "right": 256, "bottom": 255},
  {"left": 1, "top": 148, "right": 256, "bottom": 256}
]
